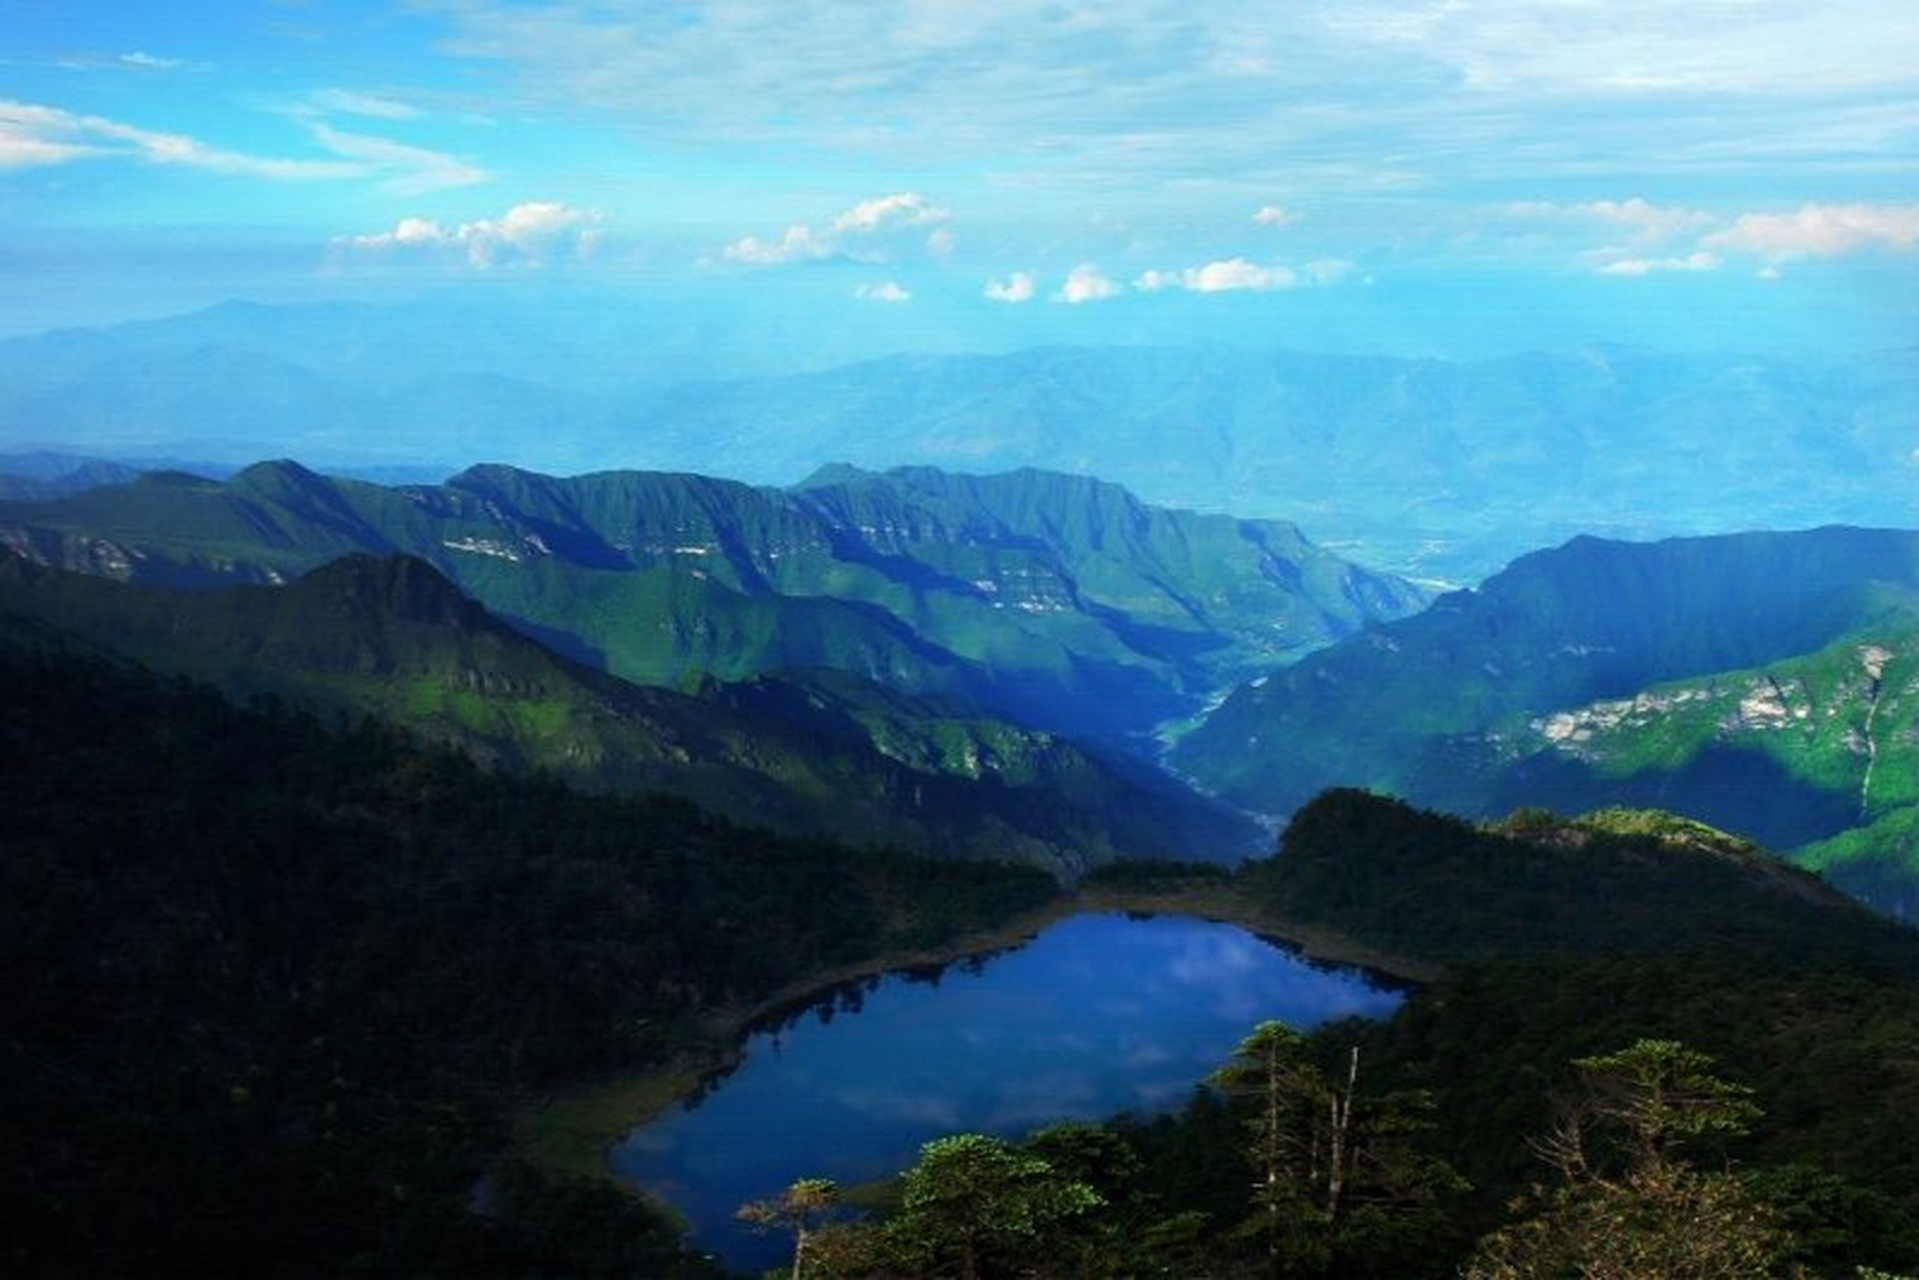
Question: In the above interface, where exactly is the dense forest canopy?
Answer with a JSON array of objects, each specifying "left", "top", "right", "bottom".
[{"left": 0, "top": 643, "right": 1054, "bottom": 1276}]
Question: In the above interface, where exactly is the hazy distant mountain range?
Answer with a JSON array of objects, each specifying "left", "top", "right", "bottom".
[
  {"left": 3, "top": 300, "right": 1913, "bottom": 579},
  {"left": 633, "top": 345, "right": 1919, "bottom": 579}
]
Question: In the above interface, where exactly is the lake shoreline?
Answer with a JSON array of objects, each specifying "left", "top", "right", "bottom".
[{"left": 513, "top": 888, "right": 1433, "bottom": 1189}]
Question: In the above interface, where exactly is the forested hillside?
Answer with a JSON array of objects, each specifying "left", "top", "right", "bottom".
[
  {"left": 774, "top": 791, "right": 1919, "bottom": 1276},
  {"left": 0, "top": 551, "right": 1256, "bottom": 870},
  {"left": 0, "top": 644, "right": 1055, "bottom": 1276}
]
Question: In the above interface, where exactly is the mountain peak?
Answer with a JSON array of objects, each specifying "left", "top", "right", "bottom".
[
  {"left": 791, "top": 462, "right": 875, "bottom": 490},
  {"left": 234, "top": 457, "right": 326, "bottom": 490},
  {"left": 292, "top": 553, "right": 486, "bottom": 629}
]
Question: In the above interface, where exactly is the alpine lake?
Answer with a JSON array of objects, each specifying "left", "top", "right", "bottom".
[{"left": 611, "top": 911, "right": 1405, "bottom": 1272}]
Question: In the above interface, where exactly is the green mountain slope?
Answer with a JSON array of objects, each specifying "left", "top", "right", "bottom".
[
  {"left": 1234, "top": 791, "right": 1919, "bottom": 1234},
  {"left": 0, "top": 459, "right": 1424, "bottom": 747},
  {"left": 0, "top": 551, "right": 1259, "bottom": 871},
  {"left": 1174, "top": 527, "right": 1919, "bottom": 818},
  {"left": 1239, "top": 789, "right": 1902, "bottom": 969},
  {"left": 0, "top": 641, "right": 1060, "bottom": 1276},
  {"left": 1798, "top": 809, "right": 1919, "bottom": 922},
  {"left": 1473, "top": 617, "right": 1919, "bottom": 917}
]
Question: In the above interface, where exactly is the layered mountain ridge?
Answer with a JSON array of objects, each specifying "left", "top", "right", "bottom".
[
  {"left": 0, "top": 550, "right": 1259, "bottom": 871},
  {"left": 1176, "top": 525, "right": 1919, "bottom": 912},
  {"left": 0, "top": 458, "right": 1425, "bottom": 750},
  {"left": 7, "top": 306, "right": 1914, "bottom": 579}
]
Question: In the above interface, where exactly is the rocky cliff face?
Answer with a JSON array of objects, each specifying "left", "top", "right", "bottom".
[
  {"left": 1486, "top": 630, "right": 1919, "bottom": 916},
  {"left": 1507, "top": 636, "right": 1916, "bottom": 812}
]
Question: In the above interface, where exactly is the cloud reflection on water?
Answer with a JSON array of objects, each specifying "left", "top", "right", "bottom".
[{"left": 612, "top": 911, "right": 1401, "bottom": 1273}]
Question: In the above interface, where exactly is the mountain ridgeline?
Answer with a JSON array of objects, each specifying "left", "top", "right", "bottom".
[
  {"left": 1174, "top": 524, "right": 1919, "bottom": 913},
  {"left": 0, "top": 551, "right": 1258, "bottom": 872},
  {"left": 639, "top": 346, "right": 1919, "bottom": 579},
  {"left": 6, "top": 307, "right": 1915, "bottom": 580},
  {"left": 0, "top": 452, "right": 145, "bottom": 502},
  {"left": 0, "top": 459, "right": 1424, "bottom": 750}
]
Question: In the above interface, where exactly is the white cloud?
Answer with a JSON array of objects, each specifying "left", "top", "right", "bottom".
[
  {"left": 118, "top": 51, "right": 192, "bottom": 71},
  {"left": 1506, "top": 197, "right": 1714, "bottom": 243},
  {"left": 311, "top": 89, "right": 423, "bottom": 121},
  {"left": 722, "top": 224, "right": 816, "bottom": 265},
  {"left": 422, "top": 0, "right": 1919, "bottom": 205},
  {"left": 0, "top": 132, "right": 98, "bottom": 168},
  {"left": 1515, "top": 197, "right": 1919, "bottom": 274},
  {"left": 0, "top": 98, "right": 482, "bottom": 191},
  {"left": 1052, "top": 263, "right": 1122, "bottom": 304},
  {"left": 1333, "top": 0, "right": 1919, "bottom": 96},
  {"left": 345, "top": 216, "right": 449, "bottom": 250},
  {"left": 1300, "top": 257, "right": 1354, "bottom": 285},
  {"left": 983, "top": 271, "right": 1036, "bottom": 303},
  {"left": 0, "top": 98, "right": 359, "bottom": 179},
  {"left": 830, "top": 191, "right": 948, "bottom": 233},
  {"left": 308, "top": 123, "right": 487, "bottom": 193},
  {"left": 853, "top": 280, "right": 911, "bottom": 303},
  {"left": 1596, "top": 251, "right": 1720, "bottom": 276},
  {"left": 338, "top": 201, "right": 606, "bottom": 268},
  {"left": 51, "top": 50, "right": 208, "bottom": 72},
  {"left": 1136, "top": 257, "right": 1297, "bottom": 293},
  {"left": 722, "top": 191, "right": 950, "bottom": 266},
  {"left": 1701, "top": 203, "right": 1919, "bottom": 260},
  {"left": 1252, "top": 204, "right": 1295, "bottom": 226},
  {"left": 340, "top": 221, "right": 438, "bottom": 251}
]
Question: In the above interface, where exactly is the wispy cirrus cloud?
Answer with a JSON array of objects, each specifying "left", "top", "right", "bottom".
[
  {"left": 0, "top": 98, "right": 485, "bottom": 191},
  {"left": 308, "top": 123, "right": 486, "bottom": 193},
  {"left": 1596, "top": 251, "right": 1721, "bottom": 277},
  {"left": 336, "top": 201, "right": 604, "bottom": 268},
  {"left": 53, "top": 50, "right": 211, "bottom": 73},
  {"left": 0, "top": 99, "right": 357, "bottom": 178},
  {"left": 309, "top": 88, "right": 423, "bottom": 121},
  {"left": 417, "top": 0, "right": 1919, "bottom": 198},
  {"left": 1506, "top": 197, "right": 1716, "bottom": 244},
  {"left": 117, "top": 51, "right": 200, "bottom": 72}
]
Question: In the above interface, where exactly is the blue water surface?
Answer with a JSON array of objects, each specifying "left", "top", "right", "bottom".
[{"left": 611, "top": 911, "right": 1403, "bottom": 1272}]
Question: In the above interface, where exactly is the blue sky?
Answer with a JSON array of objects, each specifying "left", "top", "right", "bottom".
[{"left": 3, "top": 0, "right": 1917, "bottom": 354}]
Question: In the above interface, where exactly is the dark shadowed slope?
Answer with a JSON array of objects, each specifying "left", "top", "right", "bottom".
[{"left": 0, "top": 551, "right": 1261, "bottom": 871}]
